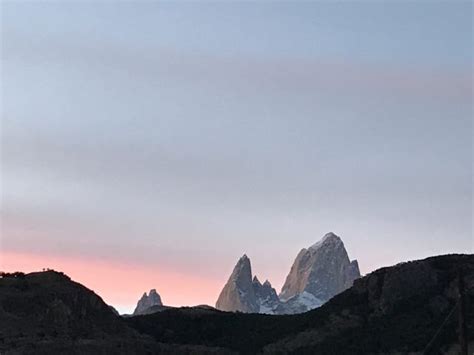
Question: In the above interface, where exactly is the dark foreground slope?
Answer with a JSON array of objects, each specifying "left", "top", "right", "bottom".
[
  {"left": 126, "top": 254, "right": 474, "bottom": 354},
  {"left": 0, "top": 271, "right": 231, "bottom": 354}
]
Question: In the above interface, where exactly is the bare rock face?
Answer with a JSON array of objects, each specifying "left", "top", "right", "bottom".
[
  {"left": 133, "top": 289, "right": 163, "bottom": 315},
  {"left": 252, "top": 277, "right": 281, "bottom": 314},
  {"left": 280, "top": 232, "right": 360, "bottom": 303},
  {"left": 215, "top": 255, "right": 259, "bottom": 313}
]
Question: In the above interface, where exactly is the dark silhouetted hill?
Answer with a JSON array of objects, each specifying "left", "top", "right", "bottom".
[{"left": 0, "top": 270, "right": 232, "bottom": 354}]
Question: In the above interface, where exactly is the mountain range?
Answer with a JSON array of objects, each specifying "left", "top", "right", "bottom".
[
  {"left": 134, "top": 232, "right": 360, "bottom": 316},
  {"left": 216, "top": 232, "right": 361, "bottom": 314}
]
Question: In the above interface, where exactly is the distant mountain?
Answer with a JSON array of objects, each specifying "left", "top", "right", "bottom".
[
  {"left": 280, "top": 232, "right": 360, "bottom": 303},
  {"left": 215, "top": 232, "right": 360, "bottom": 314},
  {"left": 131, "top": 290, "right": 216, "bottom": 317},
  {"left": 133, "top": 289, "right": 163, "bottom": 315},
  {"left": 216, "top": 254, "right": 270, "bottom": 313}
]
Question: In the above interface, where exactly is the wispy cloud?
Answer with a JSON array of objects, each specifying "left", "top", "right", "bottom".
[{"left": 4, "top": 31, "right": 471, "bottom": 103}]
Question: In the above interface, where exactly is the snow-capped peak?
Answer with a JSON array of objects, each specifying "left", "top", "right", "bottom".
[{"left": 309, "top": 232, "right": 342, "bottom": 251}]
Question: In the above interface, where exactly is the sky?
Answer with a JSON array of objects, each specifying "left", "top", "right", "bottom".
[{"left": 1, "top": 0, "right": 472, "bottom": 314}]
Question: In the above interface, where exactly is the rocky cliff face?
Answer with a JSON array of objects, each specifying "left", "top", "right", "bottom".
[
  {"left": 280, "top": 232, "right": 360, "bottom": 303},
  {"left": 215, "top": 254, "right": 287, "bottom": 314},
  {"left": 215, "top": 255, "right": 259, "bottom": 313},
  {"left": 252, "top": 277, "right": 281, "bottom": 314},
  {"left": 216, "top": 232, "right": 360, "bottom": 314},
  {"left": 133, "top": 289, "right": 163, "bottom": 315}
]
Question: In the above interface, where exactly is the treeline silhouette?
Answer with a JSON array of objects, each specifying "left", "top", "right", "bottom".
[
  {"left": 0, "top": 271, "right": 25, "bottom": 278},
  {"left": 0, "top": 269, "right": 63, "bottom": 279}
]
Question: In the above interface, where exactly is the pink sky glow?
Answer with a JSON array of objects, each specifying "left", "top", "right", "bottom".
[{"left": 1, "top": 250, "right": 223, "bottom": 314}]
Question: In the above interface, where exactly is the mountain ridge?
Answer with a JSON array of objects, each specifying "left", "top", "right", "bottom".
[{"left": 215, "top": 232, "right": 360, "bottom": 314}]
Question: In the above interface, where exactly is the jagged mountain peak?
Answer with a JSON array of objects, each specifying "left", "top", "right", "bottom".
[
  {"left": 239, "top": 254, "right": 249, "bottom": 262},
  {"left": 216, "top": 233, "right": 360, "bottom": 315},
  {"left": 216, "top": 254, "right": 283, "bottom": 314},
  {"left": 230, "top": 254, "right": 252, "bottom": 283},
  {"left": 133, "top": 289, "right": 163, "bottom": 315},
  {"left": 309, "top": 231, "right": 342, "bottom": 250},
  {"left": 280, "top": 232, "right": 360, "bottom": 303},
  {"left": 234, "top": 254, "right": 251, "bottom": 270},
  {"left": 216, "top": 255, "right": 258, "bottom": 313}
]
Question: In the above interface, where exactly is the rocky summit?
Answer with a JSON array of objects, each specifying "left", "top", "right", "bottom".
[
  {"left": 280, "top": 232, "right": 360, "bottom": 303},
  {"left": 215, "top": 232, "right": 360, "bottom": 314},
  {"left": 215, "top": 254, "right": 260, "bottom": 313},
  {"left": 133, "top": 289, "right": 163, "bottom": 315}
]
